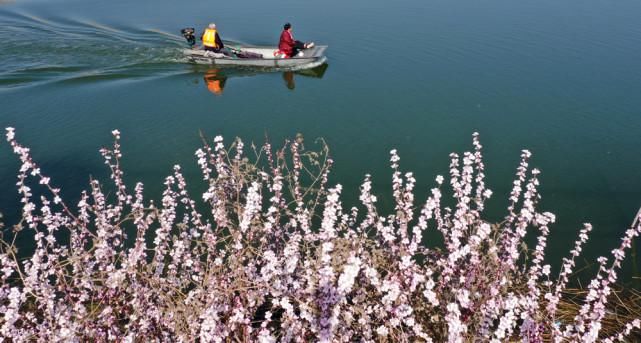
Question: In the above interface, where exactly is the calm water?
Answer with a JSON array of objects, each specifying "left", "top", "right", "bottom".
[{"left": 1, "top": 0, "right": 641, "bottom": 280}]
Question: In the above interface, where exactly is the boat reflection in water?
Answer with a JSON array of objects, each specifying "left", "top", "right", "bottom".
[
  {"left": 283, "top": 71, "right": 295, "bottom": 90},
  {"left": 203, "top": 69, "right": 227, "bottom": 96},
  {"left": 196, "top": 63, "right": 328, "bottom": 96}
]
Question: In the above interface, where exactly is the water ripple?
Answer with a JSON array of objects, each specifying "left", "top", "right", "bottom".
[{"left": 0, "top": 8, "right": 188, "bottom": 89}]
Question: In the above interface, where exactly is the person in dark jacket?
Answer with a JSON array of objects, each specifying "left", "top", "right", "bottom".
[{"left": 278, "top": 23, "right": 314, "bottom": 57}]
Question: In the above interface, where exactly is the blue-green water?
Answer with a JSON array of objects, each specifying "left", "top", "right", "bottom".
[{"left": 1, "top": 0, "right": 641, "bottom": 280}]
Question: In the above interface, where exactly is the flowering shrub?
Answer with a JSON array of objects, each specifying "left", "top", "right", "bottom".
[{"left": 1, "top": 127, "right": 640, "bottom": 342}]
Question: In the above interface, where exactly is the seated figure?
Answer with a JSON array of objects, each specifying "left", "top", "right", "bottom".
[
  {"left": 278, "top": 22, "right": 314, "bottom": 58},
  {"left": 201, "top": 23, "right": 225, "bottom": 52}
]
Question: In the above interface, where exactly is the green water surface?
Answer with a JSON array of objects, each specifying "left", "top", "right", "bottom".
[{"left": 1, "top": 0, "right": 641, "bottom": 281}]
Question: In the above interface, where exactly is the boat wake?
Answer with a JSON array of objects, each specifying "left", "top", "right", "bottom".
[{"left": 0, "top": 9, "right": 190, "bottom": 89}]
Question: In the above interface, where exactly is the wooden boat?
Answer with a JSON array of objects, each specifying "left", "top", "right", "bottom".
[{"left": 183, "top": 44, "right": 328, "bottom": 69}]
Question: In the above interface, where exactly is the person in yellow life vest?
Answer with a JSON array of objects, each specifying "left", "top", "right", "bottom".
[
  {"left": 204, "top": 69, "right": 227, "bottom": 96},
  {"left": 201, "top": 23, "right": 225, "bottom": 52}
]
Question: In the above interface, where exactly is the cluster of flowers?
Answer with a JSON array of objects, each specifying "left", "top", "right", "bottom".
[{"left": 1, "top": 127, "right": 640, "bottom": 342}]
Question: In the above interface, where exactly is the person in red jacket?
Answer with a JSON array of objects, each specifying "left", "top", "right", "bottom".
[{"left": 278, "top": 23, "right": 314, "bottom": 58}]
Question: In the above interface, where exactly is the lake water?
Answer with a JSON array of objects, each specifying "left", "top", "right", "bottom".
[{"left": 1, "top": 0, "right": 641, "bottom": 281}]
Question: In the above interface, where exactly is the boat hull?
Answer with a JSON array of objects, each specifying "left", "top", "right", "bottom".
[{"left": 183, "top": 45, "right": 328, "bottom": 69}]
